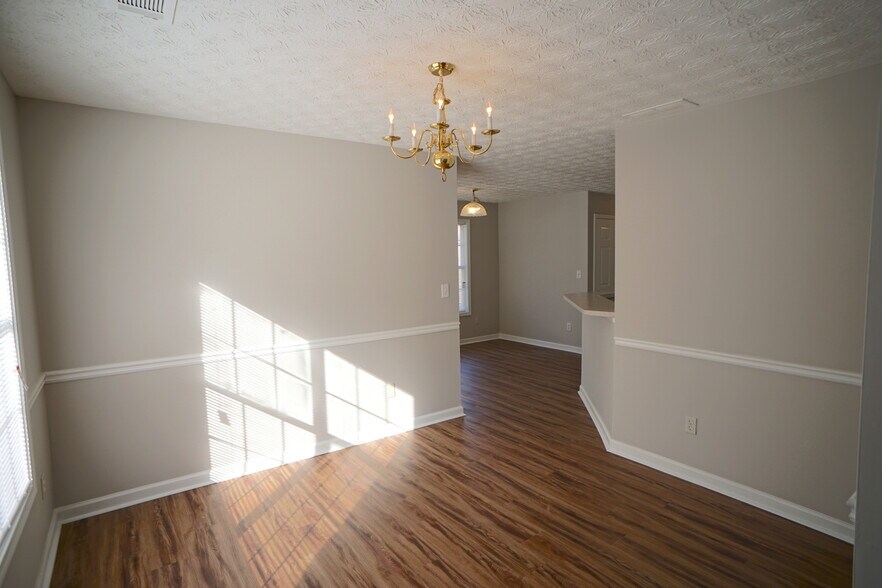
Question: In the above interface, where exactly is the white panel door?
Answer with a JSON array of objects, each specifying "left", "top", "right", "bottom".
[{"left": 593, "top": 215, "right": 615, "bottom": 294}]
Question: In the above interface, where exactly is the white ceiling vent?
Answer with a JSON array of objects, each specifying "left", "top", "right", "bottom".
[
  {"left": 115, "top": 0, "right": 178, "bottom": 22},
  {"left": 623, "top": 99, "right": 699, "bottom": 119}
]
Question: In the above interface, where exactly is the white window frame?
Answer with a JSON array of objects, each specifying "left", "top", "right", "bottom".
[
  {"left": 457, "top": 220, "right": 471, "bottom": 316},
  {"left": 0, "top": 127, "right": 35, "bottom": 582}
]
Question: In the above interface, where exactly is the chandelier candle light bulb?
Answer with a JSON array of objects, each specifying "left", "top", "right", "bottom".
[{"left": 382, "top": 62, "right": 501, "bottom": 182}]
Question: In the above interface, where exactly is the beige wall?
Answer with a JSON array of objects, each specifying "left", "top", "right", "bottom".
[
  {"left": 614, "top": 65, "right": 882, "bottom": 521},
  {"left": 18, "top": 99, "right": 462, "bottom": 506},
  {"left": 581, "top": 315, "right": 615, "bottom": 428},
  {"left": 587, "top": 191, "right": 615, "bottom": 292},
  {"left": 20, "top": 99, "right": 460, "bottom": 370},
  {"left": 457, "top": 200, "right": 499, "bottom": 340},
  {"left": 0, "top": 76, "right": 54, "bottom": 587},
  {"left": 854, "top": 79, "right": 882, "bottom": 584},
  {"left": 498, "top": 191, "right": 588, "bottom": 348}
]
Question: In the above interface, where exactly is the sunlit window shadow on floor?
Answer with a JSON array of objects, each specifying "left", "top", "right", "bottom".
[{"left": 198, "top": 283, "right": 419, "bottom": 584}]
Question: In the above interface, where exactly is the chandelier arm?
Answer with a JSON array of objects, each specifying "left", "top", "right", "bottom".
[
  {"left": 416, "top": 129, "right": 433, "bottom": 164},
  {"left": 389, "top": 143, "right": 419, "bottom": 160},
  {"left": 412, "top": 131, "right": 435, "bottom": 166},
  {"left": 452, "top": 128, "right": 494, "bottom": 159},
  {"left": 389, "top": 129, "right": 433, "bottom": 160},
  {"left": 450, "top": 129, "right": 477, "bottom": 164},
  {"left": 418, "top": 143, "right": 434, "bottom": 166},
  {"left": 472, "top": 131, "right": 493, "bottom": 155}
]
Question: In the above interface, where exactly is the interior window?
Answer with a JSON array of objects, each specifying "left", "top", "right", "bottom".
[
  {"left": 0, "top": 148, "right": 31, "bottom": 563},
  {"left": 457, "top": 220, "right": 470, "bottom": 315}
]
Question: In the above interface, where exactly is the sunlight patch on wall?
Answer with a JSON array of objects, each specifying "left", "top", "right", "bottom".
[
  {"left": 200, "top": 284, "right": 316, "bottom": 481},
  {"left": 199, "top": 283, "right": 416, "bottom": 485},
  {"left": 200, "top": 284, "right": 313, "bottom": 425},
  {"left": 205, "top": 388, "right": 317, "bottom": 482},
  {"left": 324, "top": 350, "right": 414, "bottom": 445}
]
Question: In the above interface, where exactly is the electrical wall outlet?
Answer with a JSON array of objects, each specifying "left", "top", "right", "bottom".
[
  {"left": 685, "top": 416, "right": 698, "bottom": 435},
  {"left": 566, "top": 322, "right": 572, "bottom": 332}
]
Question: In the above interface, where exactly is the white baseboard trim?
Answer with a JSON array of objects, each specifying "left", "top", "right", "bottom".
[
  {"left": 35, "top": 510, "right": 59, "bottom": 588},
  {"left": 459, "top": 334, "right": 500, "bottom": 345},
  {"left": 609, "top": 439, "right": 855, "bottom": 543},
  {"left": 36, "top": 405, "right": 465, "bottom": 586},
  {"left": 193, "top": 405, "right": 467, "bottom": 488},
  {"left": 54, "top": 470, "right": 213, "bottom": 525},
  {"left": 575, "top": 387, "right": 855, "bottom": 544},
  {"left": 615, "top": 337, "right": 861, "bottom": 386},
  {"left": 414, "top": 406, "right": 465, "bottom": 428},
  {"left": 44, "top": 321, "right": 461, "bottom": 385},
  {"left": 498, "top": 333, "right": 581, "bottom": 355},
  {"left": 577, "top": 386, "right": 611, "bottom": 451}
]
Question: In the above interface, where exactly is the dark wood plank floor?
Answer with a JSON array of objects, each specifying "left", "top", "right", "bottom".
[{"left": 50, "top": 340, "right": 852, "bottom": 586}]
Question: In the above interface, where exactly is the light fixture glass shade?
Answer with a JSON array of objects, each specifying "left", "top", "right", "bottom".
[{"left": 460, "top": 193, "right": 487, "bottom": 218}]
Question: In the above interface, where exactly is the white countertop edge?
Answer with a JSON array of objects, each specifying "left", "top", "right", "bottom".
[{"left": 564, "top": 292, "right": 615, "bottom": 317}]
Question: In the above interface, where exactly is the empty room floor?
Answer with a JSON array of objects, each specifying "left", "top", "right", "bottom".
[{"left": 49, "top": 340, "right": 852, "bottom": 586}]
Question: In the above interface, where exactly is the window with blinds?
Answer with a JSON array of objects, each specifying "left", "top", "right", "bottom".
[
  {"left": 0, "top": 152, "right": 30, "bottom": 560},
  {"left": 457, "top": 220, "right": 470, "bottom": 315}
]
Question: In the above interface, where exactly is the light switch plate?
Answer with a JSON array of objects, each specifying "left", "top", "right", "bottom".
[
  {"left": 441, "top": 283, "right": 450, "bottom": 298},
  {"left": 576, "top": 270, "right": 582, "bottom": 279}
]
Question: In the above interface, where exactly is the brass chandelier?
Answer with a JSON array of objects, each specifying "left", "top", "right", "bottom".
[{"left": 383, "top": 62, "right": 500, "bottom": 182}]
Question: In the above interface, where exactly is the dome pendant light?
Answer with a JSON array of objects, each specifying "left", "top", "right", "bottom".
[{"left": 460, "top": 189, "right": 487, "bottom": 217}]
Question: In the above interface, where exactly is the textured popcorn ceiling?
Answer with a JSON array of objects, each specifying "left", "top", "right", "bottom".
[{"left": 1, "top": 1, "right": 881, "bottom": 201}]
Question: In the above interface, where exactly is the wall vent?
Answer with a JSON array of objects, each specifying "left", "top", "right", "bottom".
[
  {"left": 115, "top": 0, "right": 178, "bottom": 22},
  {"left": 622, "top": 99, "right": 699, "bottom": 119}
]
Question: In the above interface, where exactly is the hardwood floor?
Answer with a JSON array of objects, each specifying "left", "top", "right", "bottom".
[{"left": 50, "top": 339, "right": 852, "bottom": 586}]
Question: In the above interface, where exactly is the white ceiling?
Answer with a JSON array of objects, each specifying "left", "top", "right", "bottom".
[{"left": 1, "top": 0, "right": 881, "bottom": 201}]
